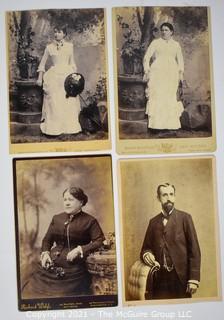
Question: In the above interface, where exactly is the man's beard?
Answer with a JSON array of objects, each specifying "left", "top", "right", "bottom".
[{"left": 162, "top": 201, "right": 174, "bottom": 214}]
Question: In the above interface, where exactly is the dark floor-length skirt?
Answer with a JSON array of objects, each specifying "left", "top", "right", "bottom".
[{"left": 22, "top": 262, "right": 92, "bottom": 299}]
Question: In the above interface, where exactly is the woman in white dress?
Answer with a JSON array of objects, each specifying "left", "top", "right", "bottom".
[
  {"left": 143, "top": 22, "right": 184, "bottom": 131},
  {"left": 37, "top": 26, "right": 81, "bottom": 136}
]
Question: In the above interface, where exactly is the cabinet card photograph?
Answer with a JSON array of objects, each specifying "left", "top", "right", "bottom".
[
  {"left": 118, "top": 156, "right": 221, "bottom": 306},
  {"left": 113, "top": 7, "right": 216, "bottom": 154},
  {"left": 13, "top": 155, "right": 117, "bottom": 311},
  {"left": 7, "top": 9, "right": 110, "bottom": 154}
]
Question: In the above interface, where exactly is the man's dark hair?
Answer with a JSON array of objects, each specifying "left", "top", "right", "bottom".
[{"left": 157, "top": 183, "right": 176, "bottom": 198}]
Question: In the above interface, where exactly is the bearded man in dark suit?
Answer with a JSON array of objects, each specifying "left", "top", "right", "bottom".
[{"left": 140, "top": 183, "right": 201, "bottom": 299}]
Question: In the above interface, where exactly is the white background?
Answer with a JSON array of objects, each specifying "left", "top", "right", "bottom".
[{"left": 0, "top": 0, "right": 223, "bottom": 319}]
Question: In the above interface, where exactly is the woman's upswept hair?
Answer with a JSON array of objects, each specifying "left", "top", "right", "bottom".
[
  {"left": 53, "top": 24, "right": 68, "bottom": 36},
  {"left": 160, "top": 22, "right": 174, "bottom": 34},
  {"left": 63, "top": 187, "right": 88, "bottom": 206}
]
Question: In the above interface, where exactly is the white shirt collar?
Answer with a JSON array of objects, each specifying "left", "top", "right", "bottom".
[
  {"left": 161, "top": 207, "right": 175, "bottom": 217},
  {"left": 53, "top": 39, "right": 65, "bottom": 48}
]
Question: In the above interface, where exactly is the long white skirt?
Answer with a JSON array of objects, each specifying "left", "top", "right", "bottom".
[
  {"left": 41, "top": 65, "right": 81, "bottom": 135},
  {"left": 145, "top": 58, "right": 184, "bottom": 130}
]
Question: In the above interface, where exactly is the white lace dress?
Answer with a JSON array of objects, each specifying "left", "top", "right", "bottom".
[
  {"left": 38, "top": 41, "right": 81, "bottom": 135},
  {"left": 143, "top": 38, "right": 184, "bottom": 130}
]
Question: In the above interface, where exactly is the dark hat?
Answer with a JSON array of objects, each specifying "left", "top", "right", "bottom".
[{"left": 64, "top": 72, "right": 85, "bottom": 98}]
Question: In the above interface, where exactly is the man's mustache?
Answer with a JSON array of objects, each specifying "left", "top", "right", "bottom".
[{"left": 165, "top": 201, "right": 174, "bottom": 205}]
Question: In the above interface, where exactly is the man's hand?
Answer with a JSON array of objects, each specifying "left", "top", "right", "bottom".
[
  {"left": 143, "top": 251, "right": 160, "bottom": 268},
  {"left": 186, "top": 282, "right": 198, "bottom": 295}
]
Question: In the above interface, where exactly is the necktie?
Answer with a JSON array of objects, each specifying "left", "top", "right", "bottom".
[{"left": 163, "top": 215, "right": 169, "bottom": 226}]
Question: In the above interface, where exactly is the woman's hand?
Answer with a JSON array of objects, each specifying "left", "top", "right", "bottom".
[
  {"left": 36, "top": 79, "right": 43, "bottom": 86},
  {"left": 36, "top": 71, "right": 44, "bottom": 86},
  {"left": 66, "top": 246, "right": 82, "bottom": 262},
  {"left": 71, "top": 65, "right": 77, "bottom": 73},
  {"left": 40, "top": 251, "right": 52, "bottom": 269},
  {"left": 179, "top": 71, "right": 184, "bottom": 82},
  {"left": 143, "top": 72, "right": 150, "bottom": 82}
]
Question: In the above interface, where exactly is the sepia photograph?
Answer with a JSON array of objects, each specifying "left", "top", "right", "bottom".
[
  {"left": 118, "top": 156, "right": 221, "bottom": 306},
  {"left": 7, "top": 8, "right": 110, "bottom": 153},
  {"left": 13, "top": 155, "right": 117, "bottom": 311},
  {"left": 113, "top": 7, "right": 216, "bottom": 154}
]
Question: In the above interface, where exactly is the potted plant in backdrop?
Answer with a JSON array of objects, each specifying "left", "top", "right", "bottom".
[
  {"left": 116, "top": 10, "right": 152, "bottom": 126},
  {"left": 120, "top": 31, "right": 144, "bottom": 75},
  {"left": 10, "top": 12, "right": 39, "bottom": 80},
  {"left": 9, "top": 11, "right": 43, "bottom": 116}
]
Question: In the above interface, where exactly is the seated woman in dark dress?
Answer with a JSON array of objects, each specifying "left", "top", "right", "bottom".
[{"left": 22, "top": 187, "right": 105, "bottom": 298}]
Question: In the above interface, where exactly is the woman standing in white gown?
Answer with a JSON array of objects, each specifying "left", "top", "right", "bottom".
[
  {"left": 143, "top": 22, "right": 184, "bottom": 131},
  {"left": 37, "top": 26, "right": 81, "bottom": 136}
]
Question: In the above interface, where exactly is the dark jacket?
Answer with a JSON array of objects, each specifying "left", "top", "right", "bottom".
[
  {"left": 42, "top": 210, "right": 105, "bottom": 266},
  {"left": 140, "top": 208, "right": 201, "bottom": 286}
]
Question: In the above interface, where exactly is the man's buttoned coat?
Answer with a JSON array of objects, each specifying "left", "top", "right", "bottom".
[{"left": 140, "top": 209, "right": 201, "bottom": 286}]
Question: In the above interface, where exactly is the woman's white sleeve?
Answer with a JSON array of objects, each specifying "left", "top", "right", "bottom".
[
  {"left": 69, "top": 43, "right": 77, "bottom": 72},
  {"left": 143, "top": 41, "right": 155, "bottom": 73},
  {"left": 37, "top": 46, "right": 49, "bottom": 73},
  {"left": 176, "top": 42, "right": 184, "bottom": 73}
]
